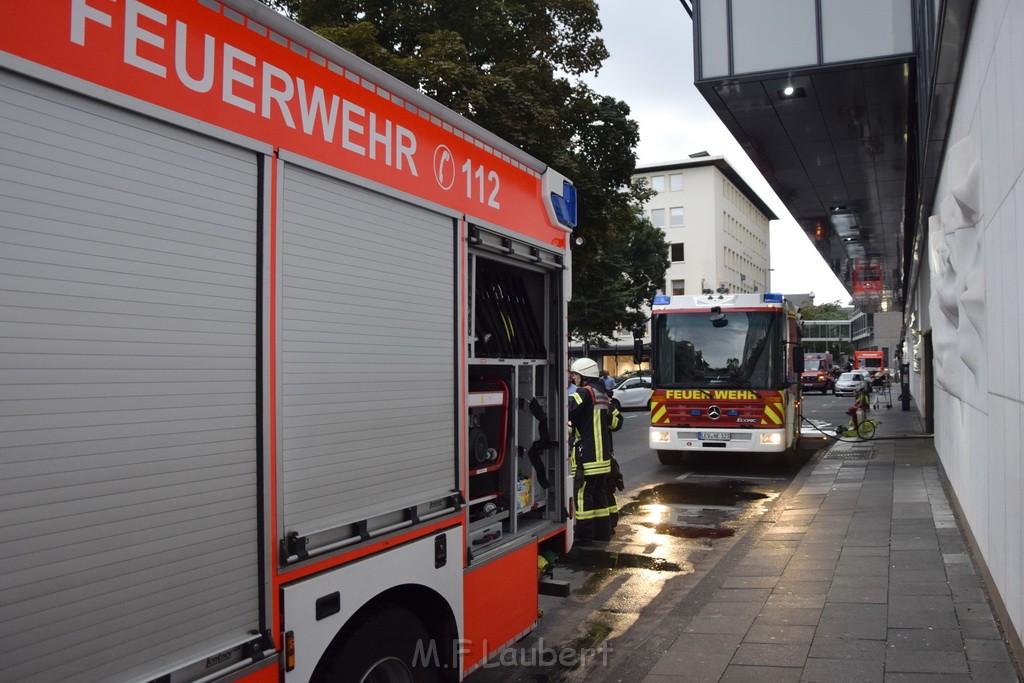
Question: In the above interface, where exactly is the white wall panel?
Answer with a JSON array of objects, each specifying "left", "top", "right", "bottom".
[{"left": 928, "top": 0, "right": 1024, "bottom": 644}]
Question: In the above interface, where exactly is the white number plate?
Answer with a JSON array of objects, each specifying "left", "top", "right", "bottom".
[{"left": 698, "top": 432, "right": 731, "bottom": 441}]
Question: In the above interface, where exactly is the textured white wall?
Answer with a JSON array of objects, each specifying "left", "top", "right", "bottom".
[{"left": 922, "top": 0, "right": 1023, "bottom": 642}]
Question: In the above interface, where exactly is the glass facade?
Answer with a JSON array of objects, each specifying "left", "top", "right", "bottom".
[
  {"left": 820, "top": 0, "right": 912, "bottom": 63},
  {"left": 697, "top": 0, "right": 914, "bottom": 79},
  {"left": 699, "top": 1, "right": 730, "bottom": 78},
  {"left": 732, "top": 0, "right": 818, "bottom": 74}
]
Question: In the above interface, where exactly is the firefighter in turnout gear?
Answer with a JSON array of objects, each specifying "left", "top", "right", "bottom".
[{"left": 568, "top": 358, "right": 622, "bottom": 543}]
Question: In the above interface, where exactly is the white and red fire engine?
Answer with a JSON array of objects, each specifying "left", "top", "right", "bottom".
[
  {"left": 648, "top": 292, "right": 803, "bottom": 465},
  {"left": 0, "top": 1, "right": 577, "bottom": 680}
]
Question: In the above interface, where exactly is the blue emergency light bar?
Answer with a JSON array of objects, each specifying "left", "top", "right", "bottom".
[
  {"left": 762, "top": 293, "right": 784, "bottom": 303},
  {"left": 653, "top": 295, "right": 671, "bottom": 305}
]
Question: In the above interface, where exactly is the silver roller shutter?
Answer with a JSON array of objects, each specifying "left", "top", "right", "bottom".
[
  {"left": 281, "top": 164, "right": 456, "bottom": 544},
  {"left": 0, "top": 71, "right": 261, "bottom": 682}
]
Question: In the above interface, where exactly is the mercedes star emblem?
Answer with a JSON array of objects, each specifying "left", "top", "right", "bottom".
[{"left": 708, "top": 405, "right": 721, "bottom": 420}]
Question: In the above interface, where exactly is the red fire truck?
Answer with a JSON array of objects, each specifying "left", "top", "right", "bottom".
[
  {"left": 801, "top": 351, "right": 835, "bottom": 394},
  {"left": 0, "top": 1, "right": 577, "bottom": 681},
  {"left": 854, "top": 350, "right": 886, "bottom": 378},
  {"left": 648, "top": 292, "right": 803, "bottom": 465},
  {"left": 851, "top": 261, "right": 883, "bottom": 303}
]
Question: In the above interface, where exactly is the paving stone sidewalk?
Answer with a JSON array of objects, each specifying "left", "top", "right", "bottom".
[{"left": 642, "top": 407, "right": 1022, "bottom": 682}]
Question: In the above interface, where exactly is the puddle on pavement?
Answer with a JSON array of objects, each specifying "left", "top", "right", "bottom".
[
  {"left": 655, "top": 524, "right": 735, "bottom": 538},
  {"left": 625, "top": 481, "right": 770, "bottom": 508},
  {"left": 618, "top": 480, "right": 772, "bottom": 540},
  {"left": 562, "top": 548, "right": 682, "bottom": 573}
]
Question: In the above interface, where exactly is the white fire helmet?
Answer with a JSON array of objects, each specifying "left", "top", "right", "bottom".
[{"left": 570, "top": 358, "right": 600, "bottom": 378}]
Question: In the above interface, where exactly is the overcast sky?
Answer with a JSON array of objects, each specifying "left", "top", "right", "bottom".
[{"left": 582, "top": 0, "right": 853, "bottom": 305}]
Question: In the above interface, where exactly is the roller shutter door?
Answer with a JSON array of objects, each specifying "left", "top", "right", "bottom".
[
  {"left": 281, "top": 164, "right": 456, "bottom": 543},
  {"left": 0, "top": 71, "right": 261, "bottom": 681}
]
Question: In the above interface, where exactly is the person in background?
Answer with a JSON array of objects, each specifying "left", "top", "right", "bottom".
[
  {"left": 846, "top": 384, "right": 871, "bottom": 430},
  {"left": 600, "top": 369, "right": 616, "bottom": 393}
]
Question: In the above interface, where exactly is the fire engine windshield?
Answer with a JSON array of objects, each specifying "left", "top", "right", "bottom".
[{"left": 653, "top": 310, "right": 784, "bottom": 389}]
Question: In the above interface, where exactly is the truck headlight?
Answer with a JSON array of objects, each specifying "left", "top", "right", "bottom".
[
  {"left": 650, "top": 430, "right": 670, "bottom": 443},
  {"left": 760, "top": 433, "right": 782, "bottom": 446}
]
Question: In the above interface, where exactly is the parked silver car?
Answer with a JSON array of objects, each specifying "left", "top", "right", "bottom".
[{"left": 833, "top": 371, "right": 869, "bottom": 397}]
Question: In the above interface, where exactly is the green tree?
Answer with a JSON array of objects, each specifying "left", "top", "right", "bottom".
[
  {"left": 262, "top": 0, "right": 668, "bottom": 344},
  {"left": 798, "top": 301, "right": 847, "bottom": 320}
]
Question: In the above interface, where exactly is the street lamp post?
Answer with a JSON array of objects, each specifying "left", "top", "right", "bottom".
[
  {"left": 632, "top": 325, "right": 644, "bottom": 368},
  {"left": 833, "top": 325, "right": 844, "bottom": 369}
]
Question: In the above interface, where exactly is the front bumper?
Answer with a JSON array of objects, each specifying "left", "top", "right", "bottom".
[{"left": 650, "top": 427, "right": 787, "bottom": 453}]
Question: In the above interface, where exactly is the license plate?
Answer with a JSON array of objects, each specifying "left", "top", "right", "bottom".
[{"left": 698, "top": 432, "right": 731, "bottom": 441}]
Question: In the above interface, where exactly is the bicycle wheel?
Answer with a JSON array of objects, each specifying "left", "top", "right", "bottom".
[{"left": 856, "top": 419, "right": 876, "bottom": 440}]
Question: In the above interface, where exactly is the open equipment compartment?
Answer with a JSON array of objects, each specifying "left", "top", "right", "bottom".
[{"left": 465, "top": 225, "right": 567, "bottom": 560}]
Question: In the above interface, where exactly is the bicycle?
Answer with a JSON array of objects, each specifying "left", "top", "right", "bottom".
[{"left": 835, "top": 413, "right": 881, "bottom": 440}]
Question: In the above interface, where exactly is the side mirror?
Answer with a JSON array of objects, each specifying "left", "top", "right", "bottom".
[{"left": 792, "top": 345, "right": 804, "bottom": 372}]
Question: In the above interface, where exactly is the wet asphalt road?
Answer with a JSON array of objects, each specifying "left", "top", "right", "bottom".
[{"left": 466, "top": 394, "right": 863, "bottom": 682}]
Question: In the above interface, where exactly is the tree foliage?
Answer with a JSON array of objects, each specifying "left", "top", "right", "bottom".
[
  {"left": 798, "top": 301, "right": 848, "bottom": 320},
  {"left": 263, "top": 0, "right": 668, "bottom": 343}
]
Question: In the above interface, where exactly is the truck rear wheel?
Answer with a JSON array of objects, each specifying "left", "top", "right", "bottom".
[{"left": 312, "top": 605, "right": 439, "bottom": 683}]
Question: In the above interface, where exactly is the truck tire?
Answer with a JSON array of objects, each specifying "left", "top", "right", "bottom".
[
  {"left": 657, "top": 451, "right": 684, "bottom": 465},
  {"left": 312, "top": 605, "right": 439, "bottom": 683}
]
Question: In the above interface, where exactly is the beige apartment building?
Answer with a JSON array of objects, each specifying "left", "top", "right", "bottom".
[
  {"left": 634, "top": 155, "right": 776, "bottom": 300},
  {"left": 576, "top": 155, "right": 776, "bottom": 375}
]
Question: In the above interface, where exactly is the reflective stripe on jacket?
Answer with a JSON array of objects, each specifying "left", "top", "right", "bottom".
[{"left": 569, "top": 380, "right": 616, "bottom": 476}]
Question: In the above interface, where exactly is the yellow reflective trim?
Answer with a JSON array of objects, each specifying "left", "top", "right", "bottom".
[
  {"left": 762, "top": 402, "right": 783, "bottom": 425},
  {"left": 652, "top": 403, "right": 667, "bottom": 423}
]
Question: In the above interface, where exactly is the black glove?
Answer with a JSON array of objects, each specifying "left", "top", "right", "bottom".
[{"left": 611, "top": 458, "right": 624, "bottom": 491}]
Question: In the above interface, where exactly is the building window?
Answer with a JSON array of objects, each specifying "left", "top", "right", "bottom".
[
  {"left": 651, "top": 175, "right": 665, "bottom": 193},
  {"left": 670, "top": 243, "right": 685, "bottom": 262},
  {"left": 651, "top": 208, "right": 665, "bottom": 227},
  {"left": 671, "top": 279, "right": 685, "bottom": 295},
  {"left": 669, "top": 206, "right": 684, "bottom": 227},
  {"left": 669, "top": 173, "right": 683, "bottom": 191}
]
